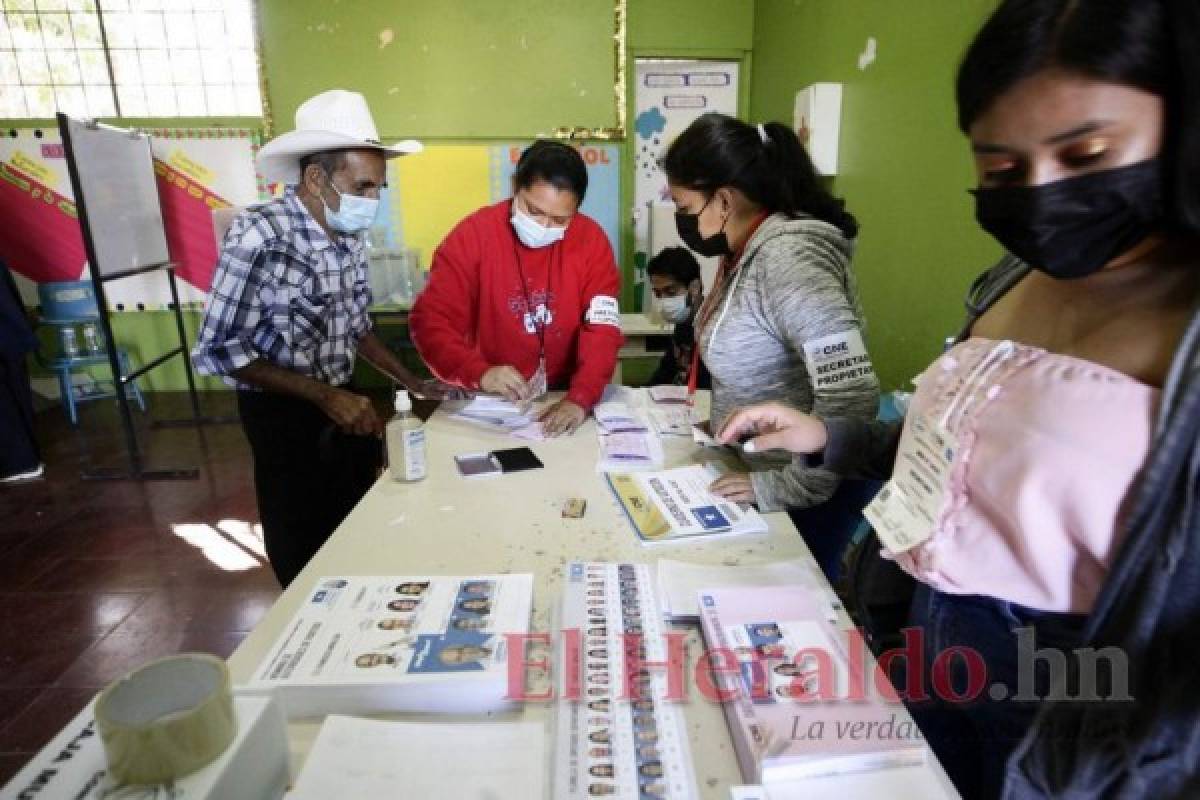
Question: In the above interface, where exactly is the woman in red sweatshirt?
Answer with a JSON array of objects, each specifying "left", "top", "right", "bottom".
[{"left": 409, "top": 141, "right": 623, "bottom": 435}]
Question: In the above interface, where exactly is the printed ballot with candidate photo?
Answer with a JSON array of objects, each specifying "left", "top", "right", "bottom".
[
  {"left": 698, "top": 587, "right": 927, "bottom": 787},
  {"left": 607, "top": 464, "right": 768, "bottom": 545},
  {"left": 553, "top": 562, "right": 700, "bottom": 800},
  {"left": 243, "top": 575, "right": 533, "bottom": 718}
]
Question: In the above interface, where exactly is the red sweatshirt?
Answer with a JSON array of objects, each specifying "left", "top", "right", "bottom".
[{"left": 410, "top": 199, "right": 623, "bottom": 410}]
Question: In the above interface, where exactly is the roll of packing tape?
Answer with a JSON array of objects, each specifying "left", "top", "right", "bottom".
[{"left": 94, "top": 652, "right": 237, "bottom": 786}]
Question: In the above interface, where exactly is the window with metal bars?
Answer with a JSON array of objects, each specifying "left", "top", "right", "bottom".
[{"left": 0, "top": 0, "right": 262, "bottom": 119}]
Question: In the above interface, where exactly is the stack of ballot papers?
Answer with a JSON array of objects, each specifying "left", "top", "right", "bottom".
[
  {"left": 648, "top": 385, "right": 691, "bottom": 404},
  {"left": 656, "top": 558, "right": 832, "bottom": 623},
  {"left": 444, "top": 393, "right": 545, "bottom": 438},
  {"left": 243, "top": 574, "right": 533, "bottom": 718},
  {"left": 594, "top": 400, "right": 650, "bottom": 433},
  {"left": 698, "top": 586, "right": 928, "bottom": 786},
  {"left": 606, "top": 464, "right": 768, "bottom": 544},
  {"left": 553, "top": 562, "right": 700, "bottom": 800},
  {"left": 650, "top": 406, "right": 695, "bottom": 436},
  {"left": 594, "top": 396, "right": 664, "bottom": 472},
  {"left": 287, "top": 716, "right": 547, "bottom": 800},
  {"left": 596, "top": 430, "right": 664, "bottom": 472}
]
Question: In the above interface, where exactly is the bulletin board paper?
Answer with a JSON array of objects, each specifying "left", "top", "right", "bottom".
[
  {"left": 633, "top": 59, "right": 739, "bottom": 306},
  {"left": 0, "top": 127, "right": 262, "bottom": 309},
  {"left": 488, "top": 143, "right": 621, "bottom": 259}
]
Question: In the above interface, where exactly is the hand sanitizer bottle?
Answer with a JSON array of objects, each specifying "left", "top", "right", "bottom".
[{"left": 387, "top": 389, "right": 426, "bottom": 482}]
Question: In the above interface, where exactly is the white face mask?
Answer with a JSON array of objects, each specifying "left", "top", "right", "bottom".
[
  {"left": 655, "top": 293, "right": 691, "bottom": 323},
  {"left": 322, "top": 177, "right": 380, "bottom": 234},
  {"left": 511, "top": 204, "right": 566, "bottom": 249}
]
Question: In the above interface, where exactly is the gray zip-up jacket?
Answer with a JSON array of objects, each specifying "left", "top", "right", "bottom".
[
  {"left": 697, "top": 212, "right": 880, "bottom": 512},
  {"left": 821, "top": 255, "right": 1200, "bottom": 798}
]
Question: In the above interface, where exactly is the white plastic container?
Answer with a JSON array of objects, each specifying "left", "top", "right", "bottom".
[{"left": 387, "top": 389, "right": 426, "bottom": 482}]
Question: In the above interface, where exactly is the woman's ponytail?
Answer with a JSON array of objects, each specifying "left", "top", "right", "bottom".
[
  {"left": 663, "top": 113, "right": 858, "bottom": 241},
  {"left": 760, "top": 121, "right": 858, "bottom": 239}
]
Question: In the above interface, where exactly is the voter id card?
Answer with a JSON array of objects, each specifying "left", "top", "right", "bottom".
[{"left": 864, "top": 415, "right": 956, "bottom": 553}]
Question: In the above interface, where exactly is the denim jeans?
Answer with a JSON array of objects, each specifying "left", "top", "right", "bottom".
[{"left": 904, "top": 584, "right": 1088, "bottom": 799}]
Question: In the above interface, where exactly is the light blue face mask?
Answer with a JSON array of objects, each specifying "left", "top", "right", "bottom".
[
  {"left": 321, "top": 177, "right": 380, "bottom": 234},
  {"left": 511, "top": 203, "right": 567, "bottom": 249}
]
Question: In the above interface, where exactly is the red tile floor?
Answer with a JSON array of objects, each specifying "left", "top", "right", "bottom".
[{"left": 0, "top": 391, "right": 282, "bottom": 784}]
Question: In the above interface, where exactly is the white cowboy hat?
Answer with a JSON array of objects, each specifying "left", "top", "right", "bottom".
[{"left": 256, "top": 89, "right": 422, "bottom": 185}]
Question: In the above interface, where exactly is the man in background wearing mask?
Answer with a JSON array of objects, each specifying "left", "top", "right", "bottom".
[
  {"left": 193, "top": 89, "right": 441, "bottom": 587},
  {"left": 645, "top": 246, "right": 710, "bottom": 389},
  {"left": 410, "top": 140, "right": 623, "bottom": 436}
]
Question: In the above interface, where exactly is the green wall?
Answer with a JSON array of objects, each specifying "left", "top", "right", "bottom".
[
  {"left": 749, "top": 0, "right": 1001, "bottom": 390},
  {"left": 258, "top": 0, "right": 617, "bottom": 139},
  {"left": 10, "top": 1, "right": 1010, "bottom": 394},
  {"left": 9, "top": 0, "right": 756, "bottom": 394},
  {"left": 629, "top": 0, "right": 755, "bottom": 50}
]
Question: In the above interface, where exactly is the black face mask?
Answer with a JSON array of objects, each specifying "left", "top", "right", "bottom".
[
  {"left": 675, "top": 194, "right": 732, "bottom": 257},
  {"left": 971, "top": 159, "right": 1164, "bottom": 280}
]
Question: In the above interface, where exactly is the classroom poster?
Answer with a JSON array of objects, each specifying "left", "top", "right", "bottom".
[
  {"left": 489, "top": 142, "right": 621, "bottom": 259},
  {"left": 632, "top": 59, "right": 740, "bottom": 306},
  {"left": 0, "top": 134, "right": 87, "bottom": 297},
  {"left": 0, "top": 127, "right": 262, "bottom": 308}
]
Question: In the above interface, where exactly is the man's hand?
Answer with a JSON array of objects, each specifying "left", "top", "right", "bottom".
[
  {"left": 709, "top": 472, "right": 757, "bottom": 504},
  {"left": 538, "top": 399, "right": 587, "bottom": 437},
  {"left": 717, "top": 402, "right": 829, "bottom": 455},
  {"left": 318, "top": 386, "right": 383, "bottom": 436},
  {"left": 406, "top": 377, "right": 459, "bottom": 401},
  {"left": 481, "top": 365, "right": 531, "bottom": 403}
]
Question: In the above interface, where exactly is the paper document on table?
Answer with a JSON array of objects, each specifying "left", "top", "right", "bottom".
[
  {"left": 692, "top": 422, "right": 719, "bottom": 447},
  {"left": 594, "top": 401, "right": 649, "bottom": 433},
  {"left": 596, "top": 430, "right": 663, "bottom": 473},
  {"left": 649, "top": 385, "right": 690, "bottom": 404},
  {"left": 461, "top": 393, "right": 529, "bottom": 416},
  {"left": 602, "top": 432, "right": 653, "bottom": 461},
  {"left": 511, "top": 420, "right": 547, "bottom": 441},
  {"left": 552, "top": 562, "right": 699, "bottom": 800},
  {"left": 698, "top": 587, "right": 927, "bottom": 786},
  {"left": 288, "top": 716, "right": 547, "bottom": 800},
  {"left": 651, "top": 407, "right": 694, "bottom": 436},
  {"left": 656, "top": 558, "right": 821, "bottom": 622},
  {"left": 606, "top": 464, "right": 768, "bottom": 545},
  {"left": 444, "top": 393, "right": 541, "bottom": 436},
  {"left": 243, "top": 574, "right": 533, "bottom": 718}
]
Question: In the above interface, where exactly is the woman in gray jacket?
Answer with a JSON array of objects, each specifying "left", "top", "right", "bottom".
[{"left": 663, "top": 113, "right": 880, "bottom": 578}]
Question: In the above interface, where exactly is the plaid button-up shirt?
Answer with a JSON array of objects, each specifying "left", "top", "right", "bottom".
[{"left": 192, "top": 187, "right": 373, "bottom": 390}]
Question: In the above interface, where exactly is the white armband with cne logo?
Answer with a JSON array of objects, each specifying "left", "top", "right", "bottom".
[
  {"left": 585, "top": 295, "right": 620, "bottom": 327},
  {"left": 802, "top": 329, "right": 876, "bottom": 390}
]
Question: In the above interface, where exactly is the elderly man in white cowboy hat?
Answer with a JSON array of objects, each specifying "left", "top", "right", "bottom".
[{"left": 193, "top": 89, "right": 443, "bottom": 587}]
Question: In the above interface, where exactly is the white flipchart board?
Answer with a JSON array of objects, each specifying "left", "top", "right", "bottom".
[{"left": 62, "top": 116, "right": 170, "bottom": 277}]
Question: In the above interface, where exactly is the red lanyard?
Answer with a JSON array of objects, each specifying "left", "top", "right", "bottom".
[
  {"left": 686, "top": 347, "right": 701, "bottom": 406},
  {"left": 510, "top": 229, "right": 562, "bottom": 362}
]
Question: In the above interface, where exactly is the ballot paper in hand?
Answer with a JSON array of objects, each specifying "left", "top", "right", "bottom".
[{"left": 288, "top": 716, "right": 547, "bottom": 800}]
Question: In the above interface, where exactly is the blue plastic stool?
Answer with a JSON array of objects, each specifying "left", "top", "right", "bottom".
[{"left": 35, "top": 280, "right": 146, "bottom": 426}]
